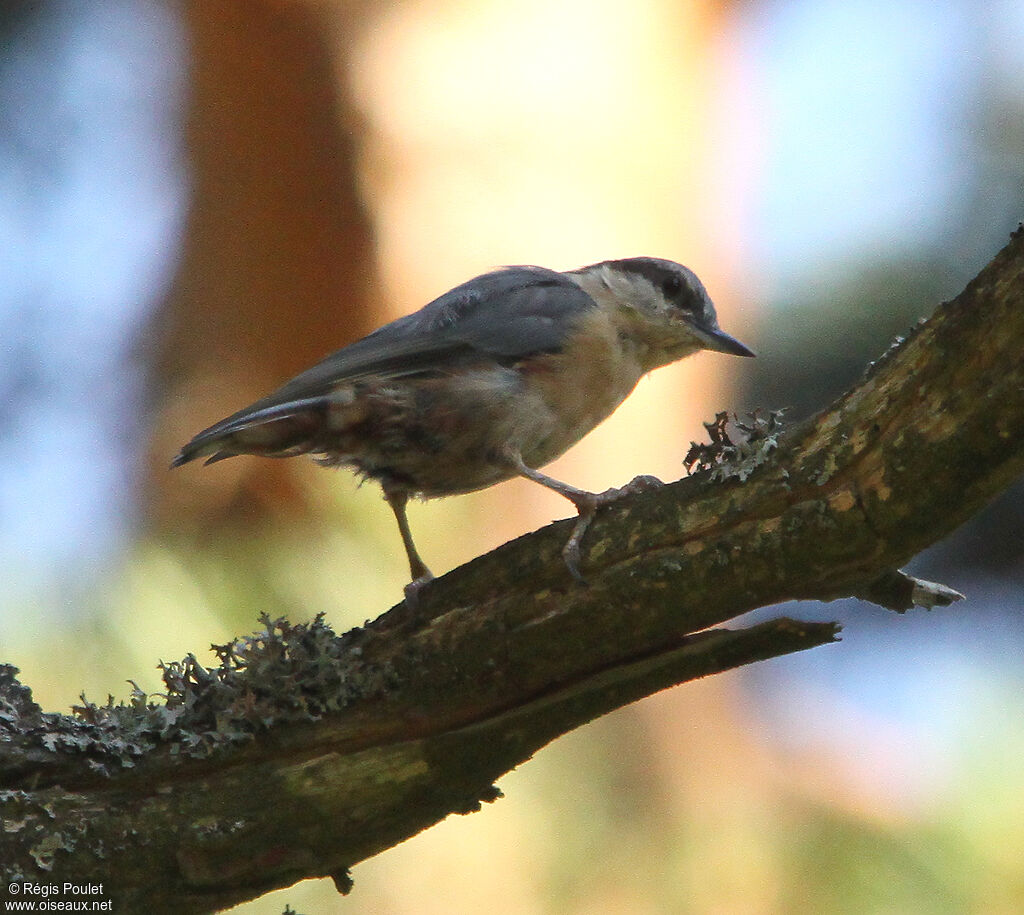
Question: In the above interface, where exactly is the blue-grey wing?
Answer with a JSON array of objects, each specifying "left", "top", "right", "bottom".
[
  {"left": 259, "top": 266, "right": 594, "bottom": 391},
  {"left": 174, "top": 267, "right": 596, "bottom": 459},
  {"left": 393, "top": 265, "right": 595, "bottom": 354}
]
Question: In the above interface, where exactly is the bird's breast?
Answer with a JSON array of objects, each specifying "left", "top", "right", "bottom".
[
  {"left": 324, "top": 311, "right": 646, "bottom": 497},
  {"left": 515, "top": 309, "right": 646, "bottom": 467}
]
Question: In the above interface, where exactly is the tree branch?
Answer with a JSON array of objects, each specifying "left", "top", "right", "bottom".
[{"left": 3, "top": 228, "right": 1023, "bottom": 911}]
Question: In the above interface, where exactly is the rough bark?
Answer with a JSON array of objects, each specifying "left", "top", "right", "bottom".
[{"left": 2, "top": 229, "right": 1023, "bottom": 912}]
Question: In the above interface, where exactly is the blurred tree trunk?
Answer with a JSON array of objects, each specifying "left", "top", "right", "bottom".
[{"left": 148, "top": 0, "right": 378, "bottom": 529}]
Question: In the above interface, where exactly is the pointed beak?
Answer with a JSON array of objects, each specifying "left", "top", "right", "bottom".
[{"left": 695, "top": 324, "right": 756, "bottom": 358}]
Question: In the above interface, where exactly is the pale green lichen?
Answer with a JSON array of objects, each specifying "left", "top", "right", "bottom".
[
  {"left": 684, "top": 411, "right": 785, "bottom": 483},
  {"left": 1, "top": 614, "right": 398, "bottom": 777}
]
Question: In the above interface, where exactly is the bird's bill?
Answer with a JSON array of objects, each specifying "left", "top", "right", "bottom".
[{"left": 694, "top": 324, "right": 756, "bottom": 357}]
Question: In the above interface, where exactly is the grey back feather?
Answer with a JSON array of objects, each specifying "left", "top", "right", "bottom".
[{"left": 178, "top": 267, "right": 597, "bottom": 453}]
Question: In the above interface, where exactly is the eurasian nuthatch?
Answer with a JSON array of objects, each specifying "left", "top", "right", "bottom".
[{"left": 173, "top": 257, "right": 754, "bottom": 599}]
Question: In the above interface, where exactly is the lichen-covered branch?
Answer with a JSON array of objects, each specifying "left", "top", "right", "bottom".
[
  {"left": 2, "top": 228, "right": 1023, "bottom": 912},
  {"left": 0, "top": 618, "right": 837, "bottom": 912}
]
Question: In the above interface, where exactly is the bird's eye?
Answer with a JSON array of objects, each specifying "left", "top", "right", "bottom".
[{"left": 662, "top": 275, "right": 683, "bottom": 297}]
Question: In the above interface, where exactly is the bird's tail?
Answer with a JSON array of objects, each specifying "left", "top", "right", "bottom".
[{"left": 170, "top": 396, "right": 332, "bottom": 468}]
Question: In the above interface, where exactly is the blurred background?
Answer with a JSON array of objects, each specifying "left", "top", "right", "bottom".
[{"left": 2, "top": 0, "right": 1023, "bottom": 911}]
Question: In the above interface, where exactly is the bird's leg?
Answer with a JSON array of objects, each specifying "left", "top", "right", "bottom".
[
  {"left": 384, "top": 487, "right": 434, "bottom": 606},
  {"left": 503, "top": 450, "right": 664, "bottom": 583}
]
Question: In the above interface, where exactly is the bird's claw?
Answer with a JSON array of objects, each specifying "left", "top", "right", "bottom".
[
  {"left": 604, "top": 474, "right": 664, "bottom": 501},
  {"left": 403, "top": 572, "right": 435, "bottom": 614},
  {"left": 561, "top": 475, "right": 663, "bottom": 584},
  {"left": 562, "top": 514, "right": 593, "bottom": 585}
]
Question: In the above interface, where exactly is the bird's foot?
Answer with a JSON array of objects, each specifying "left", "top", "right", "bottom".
[
  {"left": 403, "top": 571, "right": 435, "bottom": 614},
  {"left": 561, "top": 475, "right": 665, "bottom": 583},
  {"left": 603, "top": 474, "right": 665, "bottom": 500}
]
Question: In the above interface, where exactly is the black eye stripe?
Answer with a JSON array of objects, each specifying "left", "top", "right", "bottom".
[{"left": 595, "top": 257, "right": 706, "bottom": 314}]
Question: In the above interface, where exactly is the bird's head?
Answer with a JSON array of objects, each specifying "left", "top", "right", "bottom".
[{"left": 569, "top": 256, "right": 755, "bottom": 370}]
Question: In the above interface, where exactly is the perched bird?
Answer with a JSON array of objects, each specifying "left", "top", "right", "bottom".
[{"left": 172, "top": 257, "right": 754, "bottom": 600}]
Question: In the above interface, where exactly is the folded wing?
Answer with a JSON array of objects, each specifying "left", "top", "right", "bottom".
[{"left": 172, "top": 266, "right": 597, "bottom": 466}]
